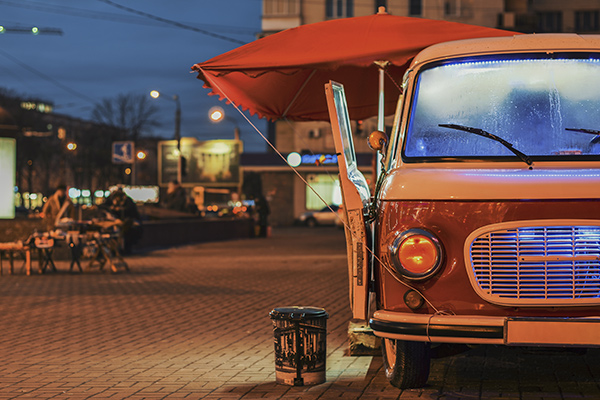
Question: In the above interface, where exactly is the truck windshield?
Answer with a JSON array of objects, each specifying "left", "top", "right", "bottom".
[{"left": 404, "top": 54, "right": 600, "bottom": 162}]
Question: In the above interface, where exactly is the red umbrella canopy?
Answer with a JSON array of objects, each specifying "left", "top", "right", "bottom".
[{"left": 192, "top": 11, "right": 517, "bottom": 121}]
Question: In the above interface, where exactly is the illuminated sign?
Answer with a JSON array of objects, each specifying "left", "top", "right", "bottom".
[
  {"left": 0, "top": 138, "right": 16, "bottom": 219},
  {"left": 286, "top": 152, "right": 338, "bottom": 166},
  {"left": 158, "top": 138, "right": 241, "bottom": 186},
  {"left": 109, "top": 185, "right": 160, "bottom": 203},
  {"left": 112, "top": 141, "right": 134, "bottom": 164},
  {"left": 301, "top": 153, "right": 338, "bottom": 165}
]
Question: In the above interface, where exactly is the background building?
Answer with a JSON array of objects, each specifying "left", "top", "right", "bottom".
[
  {"left": 255, "top": 0, "right": 600, "bottom": 226},
  {"left": 262, "top": 0, "right": 600, "bottom": 34},
  {"left": 0, "top": 91, "right": 152, "bottom": 209}
]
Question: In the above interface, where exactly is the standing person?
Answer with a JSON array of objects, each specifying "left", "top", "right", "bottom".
[
  {"left": 101, "top": 187, "right": 142, "bottom": 254},
  {"left": 254, "top": 195, "right": 270, "bottom": 238},
  {"left": 41, "top": 183, "right": 74, "bottom": 230},
  {"left": 164, "top": 180, "right": 187, "bottom": 212}
]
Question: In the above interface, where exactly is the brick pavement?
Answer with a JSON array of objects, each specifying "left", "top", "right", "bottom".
[{"left": 1, "top": 227, "right": 600, "bottom": 400}]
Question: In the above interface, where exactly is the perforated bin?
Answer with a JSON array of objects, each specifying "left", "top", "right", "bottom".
[{"left": 269, "top": 306, "right": 329, "bottom": 386}]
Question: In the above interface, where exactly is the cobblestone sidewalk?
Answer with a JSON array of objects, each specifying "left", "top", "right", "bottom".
[{"left": 1, "top": 227, "right": 599, "bottom": 399}]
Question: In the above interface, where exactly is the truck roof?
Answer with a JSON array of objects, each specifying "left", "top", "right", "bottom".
[{"left": 412, "top": 34, "right": 600, "bottom": 68}]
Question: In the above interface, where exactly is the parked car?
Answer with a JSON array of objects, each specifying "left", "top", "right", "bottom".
[
  {"left": 327, "top": 34, "right": 600, "bottom": 390},
  {"left": 296, "top": 205, "right": 339, "bottom": 227}
]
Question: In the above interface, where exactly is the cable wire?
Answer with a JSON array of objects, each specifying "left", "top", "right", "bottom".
[
  {"left": 199, "top": 68, "right": 442, "bottom": 314},
  {"left": 0, "top": 0, "right": 164, "bottom": 26},
  {"left": 0, "top": 0, "right": 257, "bottom": 35},
  {"left": 96, "top": 0, "right": 248, "bottom": 45},
  {"left": 0, "top": 48, "right": 96, "bottom": 104}
]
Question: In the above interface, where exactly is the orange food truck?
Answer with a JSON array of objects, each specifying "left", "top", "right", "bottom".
[{"left": 326, "top": 34, "right": 600, "bottom": 389}]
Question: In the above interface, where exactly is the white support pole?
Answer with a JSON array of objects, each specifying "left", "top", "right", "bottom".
[
  {"left": 378, "top": 66, "right": 385, "bottom": 132},
  {"left": 374, "top": 61, "right": 389, "bottom": 177}
]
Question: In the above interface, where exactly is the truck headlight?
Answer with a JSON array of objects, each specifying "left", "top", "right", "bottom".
[{"left": 389, "top": 228, "right": 443, "bottom": 280}]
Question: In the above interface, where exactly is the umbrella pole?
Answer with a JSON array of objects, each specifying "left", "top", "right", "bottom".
[
  {"left": 374, "top": 61, "right": 389, "bottom": 176},
  {"left": 377, "top": 65, "right": 385, "bottom": 132}
]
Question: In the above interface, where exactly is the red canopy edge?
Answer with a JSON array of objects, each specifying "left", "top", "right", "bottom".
[
  {"left": 195, "top": 64, "right": 407, "bottom": 122},
  {"left": 191, "top": 13, "right": 519, "bottom": 121},
  {"left": 198, "top": 67, "right": 285, "bottom": 121}
]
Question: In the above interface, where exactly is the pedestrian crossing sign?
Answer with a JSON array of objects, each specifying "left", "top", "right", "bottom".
[{"left": 112, "top": 141, "right": 134, "bottom": 164}]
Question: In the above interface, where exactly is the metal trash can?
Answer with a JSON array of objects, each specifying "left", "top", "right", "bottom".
[{"left": 269, "top": 306, "right": 329, "bottom": 386}]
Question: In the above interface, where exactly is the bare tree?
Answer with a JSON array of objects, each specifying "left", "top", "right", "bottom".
[{"left": 91, "top": 92, "right": 160, "bottom": 141}]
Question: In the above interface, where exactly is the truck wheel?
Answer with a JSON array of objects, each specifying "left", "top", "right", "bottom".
[
  {"left": 306, "top": 218, "right": 317, "bottom": 227},
  {"left": 382, "top": 338, "right": 431, "bottom": 389}
]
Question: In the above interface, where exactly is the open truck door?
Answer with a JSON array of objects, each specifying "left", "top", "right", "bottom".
[{"left": 325, "top": 81, "right": 372, "bottom": 320}]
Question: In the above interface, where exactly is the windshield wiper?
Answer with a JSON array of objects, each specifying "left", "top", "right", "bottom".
[
  {"left": 439, "top": 123, "right": 533, "bottom": 168},
  {"left": 565, "top": 128, "right": 600, "bottom": 144}
]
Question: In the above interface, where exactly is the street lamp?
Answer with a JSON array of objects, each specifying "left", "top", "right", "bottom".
[
  {"left": 150, "top": 90, "right": 182, "bottom": 183},
  {"left": 209, "top": 106, "right": 240, "bottom": 141}
]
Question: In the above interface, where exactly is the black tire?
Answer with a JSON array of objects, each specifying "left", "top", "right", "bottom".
[
  {"left": 381, "top": 338, "right": 431, "bottom": 389},
  {"left": 306, "top": 218, "right": 317, "bottom": 227}
]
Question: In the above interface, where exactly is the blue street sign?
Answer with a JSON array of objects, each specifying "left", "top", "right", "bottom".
[{"left": 112, "top": 141, "right": 134, "bottom": 164}]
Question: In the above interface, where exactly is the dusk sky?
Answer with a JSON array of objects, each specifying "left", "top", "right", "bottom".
[{"left": 0, "top": 0, "right": 268, "bottom": 152}]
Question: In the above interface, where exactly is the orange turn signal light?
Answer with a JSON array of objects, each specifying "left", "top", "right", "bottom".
[{"left": 404, "top": 289, "right": 425, "bottom": 310}]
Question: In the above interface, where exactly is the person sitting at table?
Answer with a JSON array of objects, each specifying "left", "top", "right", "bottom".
[{"left": 40, "top": 183, "right": 75, "bottom": 230}]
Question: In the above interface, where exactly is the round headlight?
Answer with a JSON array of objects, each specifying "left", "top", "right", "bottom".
[{"left": 389, "top": 228, "right": 443, "bottom": 280}]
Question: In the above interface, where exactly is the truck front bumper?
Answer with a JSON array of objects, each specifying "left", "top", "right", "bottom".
[{"left": 370, "top": 310, "right": 600, "bottom": 347}]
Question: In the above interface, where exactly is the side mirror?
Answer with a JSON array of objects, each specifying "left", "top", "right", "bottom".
[{"left": 367, "top": 130, "right": 389, "bottom": 154}]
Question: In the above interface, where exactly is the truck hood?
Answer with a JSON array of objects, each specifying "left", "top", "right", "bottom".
[{"left": 380, "top": 168, "right": 600, "bottom": 201}]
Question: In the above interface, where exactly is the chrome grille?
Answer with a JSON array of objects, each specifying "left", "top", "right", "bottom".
[{"left": 468, "top": 223, "right": 600, "bottom": 306}]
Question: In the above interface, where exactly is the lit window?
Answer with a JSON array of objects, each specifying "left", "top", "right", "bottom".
[{"left": 305, "top": 174, "right": 341, "bottom": 210}]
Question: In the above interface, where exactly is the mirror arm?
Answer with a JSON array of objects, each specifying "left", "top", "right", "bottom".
[{"left": 365, "top": 130, "right": 390, "bottom": 223}]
